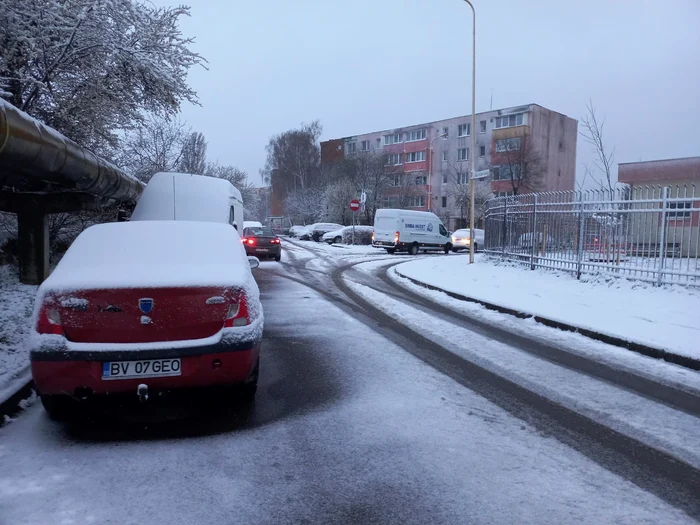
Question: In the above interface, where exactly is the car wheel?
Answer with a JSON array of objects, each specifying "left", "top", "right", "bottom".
[
  {"left": 274, "top": 255, "right": 281, "bottom": 262},
  {"left": 239, "top": 358, "right": 259, "bottom": 402},
  {"left": 473, "top": 242, "right": 478, "bottom": 253},
  {"left": 408, "top": 243, "right": 419, "bottom": 256},
  {"left": 385, "top": 248, "right": 396, "bottom": 254},
  {"left": 40, "top": 394, "right": 76, "bottom": 421},
  {"left": 334, "top": 236, "right": 342, "bottom": 244}
]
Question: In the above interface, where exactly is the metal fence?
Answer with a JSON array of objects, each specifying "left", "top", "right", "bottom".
[{"left": 483, "top": 185, "right": 700, "bottom": 287}]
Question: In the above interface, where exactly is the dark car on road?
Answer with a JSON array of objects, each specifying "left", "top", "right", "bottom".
[{"left": 241, "top": 226, "right": 282, "bottom": 261}]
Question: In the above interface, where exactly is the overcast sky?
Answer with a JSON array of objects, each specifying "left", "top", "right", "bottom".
[{"left": 157, "top": 0, "right": 699, "bottom": 188}]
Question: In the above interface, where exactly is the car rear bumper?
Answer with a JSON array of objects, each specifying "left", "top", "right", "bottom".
[
  {"left": 245, "top": 245, "right": 281, "bottom": 257},
  {"left": 31, "top": 340, "right": 261, "bottom": 396}
]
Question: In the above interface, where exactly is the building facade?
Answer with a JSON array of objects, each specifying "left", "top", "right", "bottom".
[{"left": 320, "top": 103, "right": 577, "bottom": 230}]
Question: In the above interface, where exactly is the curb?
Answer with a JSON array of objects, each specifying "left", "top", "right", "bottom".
[
  {"left": 0, "top": 380, "right": 34, "bottom": 424},
  {"left": 394, "top": 269, "right": 700, "bottom": 372}
]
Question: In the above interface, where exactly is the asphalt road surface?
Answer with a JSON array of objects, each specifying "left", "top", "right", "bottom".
[{"left": 1, "top": 242, "right": 698, "bottom": 524}]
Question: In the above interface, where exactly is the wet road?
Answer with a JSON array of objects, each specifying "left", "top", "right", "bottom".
[{"left": 0, "top": 249, "right": 698, "bottom": 524}]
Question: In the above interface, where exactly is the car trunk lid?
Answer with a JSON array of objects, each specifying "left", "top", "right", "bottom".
[{"left": 52, "top": 286, "right": 233, "bottom": 343}]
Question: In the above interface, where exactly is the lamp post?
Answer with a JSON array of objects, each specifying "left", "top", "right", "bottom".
[
  {"left": 428, "top": 132, "right": 448, "bottom": 212},
  {"left": 462, "top": 0, "right": 476, "bottom": 264}
]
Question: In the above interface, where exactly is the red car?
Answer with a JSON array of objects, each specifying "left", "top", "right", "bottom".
[{"left": 30, "top": 220, "right": 263, "bottom": 420}]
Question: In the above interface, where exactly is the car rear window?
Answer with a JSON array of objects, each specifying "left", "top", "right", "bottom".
[{"left": 247, "top": 228, "right": 274, "bottom": 236}]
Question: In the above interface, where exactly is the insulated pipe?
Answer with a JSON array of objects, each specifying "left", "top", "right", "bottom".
[{"left": 0, "top": 99, "right": 143, "bottom": 202}]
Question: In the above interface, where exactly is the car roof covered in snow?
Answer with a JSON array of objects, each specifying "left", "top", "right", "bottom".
[
  {"left": 41, "top": 221, "right": 251, "bottom": 291},
  {"left": 131, "top": 172, "right": 242, "bottom": 224}
]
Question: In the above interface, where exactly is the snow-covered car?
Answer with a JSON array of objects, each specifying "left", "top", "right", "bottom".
[
  {"left": 288, "top": 225, "right": 307, "bottom": 238},
  {"left": 296, "top": 225, "right": 314, "bottom": 240},
  {"left": 29, "top": 220, "right": 263, "bottom": 420},
  {"left": 451, "top": 228, "right": 485, "bottom": 252},
  {"left": 310, "top": 222, "right": 344, "bottom": 242},
  {"left": 322, "top": 225, "right": 374, "bottom": 245},
  {"left": 243, "top": 221, "right": 263, "bottom": 229},
  {"left": 517, "top": 232, "right": 555, "bottom": 251}
]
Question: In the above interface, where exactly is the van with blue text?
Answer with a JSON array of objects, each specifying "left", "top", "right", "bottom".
[{"left": 372, "top": 209, "right": 451, "bottom": 255}]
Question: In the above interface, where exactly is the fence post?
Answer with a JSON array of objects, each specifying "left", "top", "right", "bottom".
[
  {"left": 657, "top": 186, "right": 669, "bottom": 286},
  {"left": 502, "top": 197, "right": 508, "bottom": 260},
  {"left": 530, "top": 194, "right": 538, "bottom": 270},
  {"left": 576, "top": 193, "right": 585, "bottom": 280}
]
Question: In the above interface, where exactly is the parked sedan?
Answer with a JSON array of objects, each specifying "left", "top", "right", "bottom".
[
  {"left": 451, "top": 228, "right": 485, "bottom": 252},
  {"left": 30, "top": 221, "right": 263, "bottom": 420},
  {"left": 322, "top": 225, "right": 374, "bottom": 245},
  {"left": 310, "top": 222, "right": 344, "bottom": 242},
  {"left": 241, "top": 226, "right": 281, "bottom": 261}
]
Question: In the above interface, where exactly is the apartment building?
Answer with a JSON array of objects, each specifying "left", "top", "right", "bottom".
[{"left": 320, "top": 103, "right": 578, "bottom": 229}]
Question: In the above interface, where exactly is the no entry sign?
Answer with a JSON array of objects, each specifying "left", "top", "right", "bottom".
[{"left": 349, "top": 199, "right": 360, "bottom": 212}]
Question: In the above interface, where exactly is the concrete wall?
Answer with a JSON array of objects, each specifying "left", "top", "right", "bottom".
[{"left": 529, "top": 105, "right": 578, "bottom": 192}]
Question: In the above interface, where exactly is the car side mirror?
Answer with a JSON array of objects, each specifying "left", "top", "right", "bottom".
[{"left": 248, "top": 256, "right": 260, "bottom": 269}]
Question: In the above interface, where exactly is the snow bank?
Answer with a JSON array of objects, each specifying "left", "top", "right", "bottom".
[
  {"left": 0, "top": 266, "right": 37, "bottom": 402},
  {"left": 396, "top": 258, "right": 700, "bottom": 360}
]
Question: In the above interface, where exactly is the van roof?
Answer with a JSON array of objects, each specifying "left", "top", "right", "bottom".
[
  {"left": 131, "top": 172, "right": 242, "bottom": 223},
  {"left": 375, "top": 208, "right": 440, "bottom": 220}
]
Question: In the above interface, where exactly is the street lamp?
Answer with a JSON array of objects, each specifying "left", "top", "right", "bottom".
[
  {"left": 428, "top": 132, "right": 448, "bottom": 212},
  {"left": 462, "top": 0, "right": 476, "bottom": 264}
]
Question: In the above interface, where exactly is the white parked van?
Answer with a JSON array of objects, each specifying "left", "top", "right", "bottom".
[
  {"left": 131, "top": 172, "right": 244, "bottom": 230},
  {"left": 372, "top": 209, "right": 451, "bottom": 255}
]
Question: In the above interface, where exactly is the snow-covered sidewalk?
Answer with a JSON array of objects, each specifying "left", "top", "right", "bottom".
[
  {"left": 395, "top": 258, "right": 700, "bottom": 363},
  {"left": 0, "top": 265, "right": 37, "bottom": 404}
]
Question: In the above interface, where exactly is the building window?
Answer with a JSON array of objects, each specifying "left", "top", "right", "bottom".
[
  {"left": 384, "top": 133, "right": 402, "bottom": 145},
  {"left": 407, "top": 196, "right": 426, "bottom": 207},
  {"left": 496, "top": 137, "right": 521, "bottom": 152},
  {"left": 480, "top": 120, "right": 486, "bottom": 133},
  {"left": 495, "top": 113, "right": 524, "bottom": 129},
  {"left": 496, "top": 191, "right": 513, "bottom": 198},
  {"left": 457, "top": 147, "right": 469, "bottom": 161},
  {"left": 494, "top": 164, "right": 521, "bottom": 180},
  {"left": 361, "top": 140, "right": 370, "bottom": 151},
  {"left": 458, "top": 172, "right": 469, "bottom": 185},
  {"left": 479, "top": 145, "right": 486, "bottom": 157},
  {"left": 443, "top": 127, "right": 449, "bottom": 138},
  {"left": 442, "top": 150, "right": 449, "bottom": 162},
  {"left": 458, "top": 123, "right": 470, "bottom": 137},
  {"left": 406, "top": 129, "right": 427, "bottom": 142},
  {"left": 414, "top": 174, "right": 427, "bottom": 185},
  {"left": 390, "top": 173, "right": 407, "bottom": 186},
  {"left": 405, "top": 151, "right": 426, "bottom": 163},
  {"left": 442, "top": 173, "right": 448, "bottom": 183},
  {"left": 441, "top": 196, "right": 447, "bottom": 208},
  {"left": 385, "top": 153, "right": 402, "bottom": 166},
  {"left": 376, "top": 138, "right": 381, "bottom": 149},
  {"left": 668, "top": 201, "right": 692, "bottom": 219}
]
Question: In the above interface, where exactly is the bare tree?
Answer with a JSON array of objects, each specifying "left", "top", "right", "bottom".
[
  {"left": 284, "top": 186, "right": 327, "bottom": 225},
  {"left": 180, "top": 132, "right": 208, "bottom": 174},
  {"left": 262, "top": 121, "right": 323, "bottom": 193},
  {"left": 323, "top": 180, "right": 357, "bottom": 225},
  {"left": 580, "top": 101, "right": 615, "bottom": 193},
  {"left": 496, "top": 135, "right": 544, "bottom": 195},
  {"left": 118, "top": 114, "right": 189, "bottom": 182},
  {"left": 204, "top": 163, "right": 258, "bottom": 219},
  {"left": 442, "top": 162, "right": 492, "bottom": 228},
  {"left": 337, "top": 150, "right": 391, "bottom": 223}
]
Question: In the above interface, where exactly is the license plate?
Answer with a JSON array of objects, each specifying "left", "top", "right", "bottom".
[
  {"left": 256, "top": 248, "right": 269, "bottom": 252},
  {"left": 102, "top": 358, "right": 182, "bottom": 380}
]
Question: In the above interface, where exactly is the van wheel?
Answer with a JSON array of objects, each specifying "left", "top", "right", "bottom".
[
  {"left": 385, "top": 248, "right": 396, "bottom": 254},
  {"left": 473, "top": 242, "right": 478, "bottom": 253},
  {"left": 334, "top": 236, "right": 342, "bottom": 244},
  {"left": 408, "top": 243, "right": 419, "bottom": 256},
  {"left": 444, "top": 243, "right": 452, "bottom": 254}
]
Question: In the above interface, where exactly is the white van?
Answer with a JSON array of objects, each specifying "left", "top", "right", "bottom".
[
  {"left": 131, "top": 172, "right": 244, "bottom": 230},
  {"left": 372, "top": 209, "right": 451, "bottom": 255}
]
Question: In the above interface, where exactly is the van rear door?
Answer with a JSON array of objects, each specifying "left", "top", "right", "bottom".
[{"left": 373, "top": 214, "right": 397, "bottom": 242}]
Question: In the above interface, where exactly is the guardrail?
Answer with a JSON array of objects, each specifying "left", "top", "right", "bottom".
[{"left": 483, "top": 185, "right": 700, "bottom": 287}]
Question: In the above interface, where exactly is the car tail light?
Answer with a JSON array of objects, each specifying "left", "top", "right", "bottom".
[
  {"left": 271, "top": 238, "right": 280, "bottom": 244},
  {"left": 371, "top": 232, "right": 375, "bottom": 242},
  {"left": 240, "top": 237, "right": 247, "bottom": 244},
  {"left": 36, "top": 303, "right": 64, "bottom": 335},
  {"left": 246, "top": 238, "right": 256, "bottom": 245},
  {"left": 224, "top": 292, "right": 250, "bottom": 327},
  {"left": 394, "top": 231, "right": 400, "bottom": 244}
]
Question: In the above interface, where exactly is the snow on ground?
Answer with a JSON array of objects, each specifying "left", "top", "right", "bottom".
[
  {"left": 395, "top": 257, "right": 700, "bottom": 361},
  {"left": 0, "top": 275, "right": 694, "bottom": 524},
  {"left": 0, "top": 265, "right": 37, "bottom": 403},
  {"left": 386, "top": 265, "right": 700, "bottom": 395},
  {"left": 343, "top": 277, "right": 700, "bottom": 471}
]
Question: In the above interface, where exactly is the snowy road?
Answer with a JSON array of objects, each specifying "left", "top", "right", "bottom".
[{"left": 1, "top": 240, "right": 699, "bottom": 524}]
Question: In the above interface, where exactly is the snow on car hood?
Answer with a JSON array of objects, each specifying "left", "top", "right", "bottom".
[{"left": 41, "top": 221, "right": 253, "bottom": 291}]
